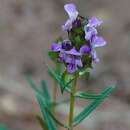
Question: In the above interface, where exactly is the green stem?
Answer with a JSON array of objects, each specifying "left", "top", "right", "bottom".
[{"left": 68, "top": 76, "right": 77, "bottom": 130}]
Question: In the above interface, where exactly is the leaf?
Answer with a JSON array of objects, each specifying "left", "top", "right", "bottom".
[
  {"left": 35, "top": 115, "right": 48, "bottom": 130},
  {"left": 75, "top": 87, "right": 113, "bottom": 100},
  {"left": 48, "top": 51, "right": 59, "bottom": 63},
  {"left": 45, "top": 107, "right": 70, "bottom": 129},
  {"left": 40, "top": 80, "right": 51, "bottom": 109},
  {"left": 48, "top": 67, "right": 71, "bottom": 93},
  {"left": 36, "top": 93, "right": 57, "bottom": 130},
  {"left": 73, "top": 86, "right": 115, "bottom": 126},
  {"left": 26, "top": 76, "right": 51, "bottom": 105}
]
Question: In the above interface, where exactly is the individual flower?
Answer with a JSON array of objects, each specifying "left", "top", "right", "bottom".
[
  {"left": 80, "top": 45, "right": 91, "bottom": 55},
  {"left": 51, "top": 43, "right": 62, "bottom": 52},
  {"left": 84, "top": 17, "right": 102, "bottom": 41},
  {"left": 65, "top": 48, "right": 83, "bottom": 73},
  {"left": 84, "top": 17, "right": 107, "bottom": 63},
  {"left": 84, "top": 26, "right": 97, "bottom": 41},
  {"left": 62, "top": 3, "right": 79, "bottom": 31},
  {"left": 90, "top": 36, "right": 107, "bottom": 48},
  {"left": 87, "top": 17, "right": 102, "bottom": 27}
]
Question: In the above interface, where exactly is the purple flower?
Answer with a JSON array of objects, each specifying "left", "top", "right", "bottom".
[
  {"left": 67, "top": 64, "right": 77, "bottom": 74},
  {"left": 65, "top": 56, "right": 83, "bottom": 67},
  {"left": 80, "top": 45, "right": 91, "bottom": 54},
  {"left": 66, "top": 56, "right": 83, "bottom": 74},
  {"left": 83, "top": 17, "right": 107, "bottom": 64},
  {"left": 62, "top": 3, "right": 79, "bottom": 31},
  {"left": 91, "top": 50, "right": 99, "bottom": 63},
  {"left": 65, "top": 47, "right": 81, "bottom": 56},
  {"left": 84, "top": 26, "right": 97, "bottom": 40},
  {"left": 84, "top": 17, "right": 102, "bottom": 41},
  {"left": 51, "top": 43, "right": 62, "bottom": 51},
  {"left": 87, "top": 17, "right": 102, "bottom": 27},
  {"left": 91, "top": 36, "right": 107, "bottom": 48},
  {"left": 65, "top": 48, "right": 83, "bottom": 73}
]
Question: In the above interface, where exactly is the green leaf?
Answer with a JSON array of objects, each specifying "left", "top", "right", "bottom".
[
  {"left": 36, "top": 93, "right": 57, "bottom": 130},
  {"left": 48, "top": 67, "right": 71, "bottom": 93},
  {"left": 26, "top": 76, "right": 52, "bottom": 106},
  {"left": 45, "top": 107, "right": 70, "bottom": 129},
  {"left": 40, "top": 80, "right": 51, "bottom": 109},
  {"left": 73, "top": 86, "right": 115, "bottom": 126},
  {"left": 75, "top": 87, "right": 113, "bottom": 100},
  {"left": 48, "top": 51, "right": 59, "bottom": 63},
  {"left": 35, "top": 115, "right": 48, "bottom": 130}
]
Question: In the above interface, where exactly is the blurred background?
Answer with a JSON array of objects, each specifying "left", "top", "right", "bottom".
[{"left": 0, "top": 0, "right": 130, "bottom": 130}]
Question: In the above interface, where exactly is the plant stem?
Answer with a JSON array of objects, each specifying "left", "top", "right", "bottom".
[{"left": 68, "top": 76, "right": 77, "bottom": 130}]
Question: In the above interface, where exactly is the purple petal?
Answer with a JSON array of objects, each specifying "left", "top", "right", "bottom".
[
  {"left": 65, "top": 56, "right": 83, "bottom": 67},
  {"left": 75, "top": 58, "right": 83, "bottom": 67},
  {"left": 59, "top": 51, "right": 66, "bottom": 61},
  {"left": 80, "top": 45, "right": 91, "bottom": 54},
  {"left": 84, "top": 26, "right": 97, "bottom": 40},
  {"left": 62, "top": 19, "right": 72, "bottom": 31},
  {"left": 51, "top": 43, "right": 61, "bottom": 51},
  {"left": 64, "top": 3, "right": 78, "bottom": 21},
  {"left": 65, "top": 47, "right": 81, "bottom": 56},
  {"left": 91, "top": 36, "right": 107, "bottom": 48},
  {"left": 91, "top": 50, "right": 100, "bottom": 63},
  {"left": 67, "top": 64, "right": 77, "bottom": 74},
  {"left": 65, "top": 56, "right": 75, "bottom": 64},
  {"left": 87, "top": 17, "right": 102, "bottom": 27}
]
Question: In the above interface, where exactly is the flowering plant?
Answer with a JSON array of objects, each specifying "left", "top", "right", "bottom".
[{"left": 27, "top": 3, "right": 114, "bottom": 130}]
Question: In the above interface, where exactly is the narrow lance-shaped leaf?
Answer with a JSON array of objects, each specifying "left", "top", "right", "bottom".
[
  {"left": 36, "top": 93, "right": 57, "bottom": 130},
  {"left": 40, "top": 80, "right": 52, "bottom": 109},
  {"left": 75, "top": 86, "right": 114, "bottom": 100},
  {"left": 45, "top": 107, "right": 70, "bottom": 129},
  {"left": 36, "top": 93, "right": 69, "bottom": 129},
  {"left": 26, "top": 76, "right": 52, "bottom": 106},
  {"left": 48, "top": 67, "right": 71, "bottom": 93},
  {"left": 73, "top": 86, "right": 115, "bottom": 126}
]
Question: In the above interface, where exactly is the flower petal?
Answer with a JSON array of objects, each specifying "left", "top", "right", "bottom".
[
  {"left": 51, "top": 43, "right": 61, "bottom": 51},
  {"left": 65, "top": 47, "right": 81, "bottom": 56},
  {"left": 64, "top": 3, "right": 79, "bottom": 21},
  {"left": 84, "top": 26, "right": 97, "bottom": 40},
  {"left": 65, "top": 56, "right": 83, "bottom": 67},
  {"left": 59, "top": 50, "right": 66, "bottom": 61},
  {"left": 91, "top": 36, "right": 107, "bottom": 48},
  {"left": 80, "top": 45, "right": 91, "bottom": 54},
  {"left": 75, "top": 58, "right": 83, "bottom": 67},
  {"left": 67, "top": 64, "right": 77, "bottom": 74},
  {"left": 62, "top": 19, "right": 72, "bottom": 31},
  {"left": 87, "top": 17, "right": 102, "bottom": 27},
  {"left": 91, "top": 50, "right": 100, "bottom": 63}
]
